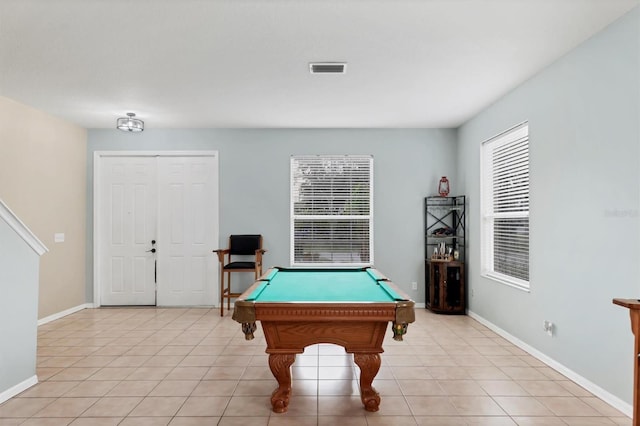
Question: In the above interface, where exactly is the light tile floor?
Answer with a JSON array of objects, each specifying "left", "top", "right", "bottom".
[{"left": 0, "top": 307, "right": 630, "bottom": 425}]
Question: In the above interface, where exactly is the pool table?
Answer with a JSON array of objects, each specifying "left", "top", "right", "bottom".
[{"left": 232, "top": 267, "right": 415, "bottom": 413}]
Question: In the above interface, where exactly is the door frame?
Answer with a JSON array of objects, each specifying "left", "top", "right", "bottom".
[{"left": 93, "top": 150, "right": 220, "bottom": 307}]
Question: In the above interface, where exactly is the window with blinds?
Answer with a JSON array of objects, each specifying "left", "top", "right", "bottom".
[
  {"left": 290, "top": 155, "right": 373, "bottom": 266},
  {"left": 481, "top": 123, "right": 530, "bottom": 289}
]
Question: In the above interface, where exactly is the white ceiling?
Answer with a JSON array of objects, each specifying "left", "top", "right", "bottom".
[{"left": 0, "top": 0, "right": 637, "bottom": 129}]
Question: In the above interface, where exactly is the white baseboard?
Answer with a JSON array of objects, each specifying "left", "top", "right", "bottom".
[
  {"left": 467, "top": 310, "right": 632, "bottom": 418},
  {"left": 37, "top": 303, "right": 94, "bottom": 326},
  {"left": 0, "top": 375, "right": 37, "bottom": 405}
]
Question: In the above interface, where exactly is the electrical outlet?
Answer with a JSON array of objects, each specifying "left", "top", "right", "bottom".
[
  {"left": 543, "top": 320, "right": 554, "bottom": 336},
  {"left": 411, "top": 282, "right": 418, "bottom": 291}
]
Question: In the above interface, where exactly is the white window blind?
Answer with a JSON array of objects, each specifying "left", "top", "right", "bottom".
[
  {"left": 481, "top": 123, "right": 530, "bottom": 289},
  {"left": 290, "top": 155, "right": 373, "bottom": 266}
]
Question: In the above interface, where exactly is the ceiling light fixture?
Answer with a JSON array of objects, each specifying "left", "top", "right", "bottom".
[{"left": 116, "top": 112, "right": 144, "bottom": 132}]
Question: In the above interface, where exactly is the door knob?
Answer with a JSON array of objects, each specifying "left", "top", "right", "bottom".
[
  {"left": 151, "top": 240, "right": 156, "bottom": 245},
  {"left": 146, "top": 248, "right": 156, "bottom": 253}
]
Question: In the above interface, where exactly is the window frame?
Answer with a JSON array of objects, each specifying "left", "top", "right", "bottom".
[
  {"left": 290, "top": 154, "right": 374, "bottom": 267},
  {"left": 480, "top": 122, "right": 530, "bottom": 291}
]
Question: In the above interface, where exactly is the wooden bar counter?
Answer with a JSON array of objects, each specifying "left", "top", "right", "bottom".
[{"left": 613, "top": 298, "right": 640, "bottom": 425}]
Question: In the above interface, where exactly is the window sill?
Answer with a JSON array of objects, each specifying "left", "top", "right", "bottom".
[
  {"left": 482, "top": 272, "right": 530, "bottom": 293},
  {"left": 291, "top": 263, "right": 373, "bottom": 268}
]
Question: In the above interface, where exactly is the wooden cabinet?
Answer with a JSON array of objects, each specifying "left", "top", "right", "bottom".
[{"left": 426, "top": 260, "right": 465, "bottom": 314}]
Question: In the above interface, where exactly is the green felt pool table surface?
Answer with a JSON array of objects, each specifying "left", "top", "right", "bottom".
[{"left": 245, "top": 267, "right": 405, "bottom": 303}]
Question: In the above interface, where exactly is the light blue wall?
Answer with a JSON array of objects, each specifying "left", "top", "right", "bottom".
[
  {"left": 0, "top": 219, "right": 39, "bottom": 394},
  {"left": 87, "top": 128, "right": 457, "bottom": 303},
  {"left": 458, "top": 7, "right": 639, "bottom": 405}
]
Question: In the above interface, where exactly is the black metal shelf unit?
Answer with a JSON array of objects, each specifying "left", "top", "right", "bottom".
[{"left": 425, "top": 196, "right": 466, "bottom": 314}]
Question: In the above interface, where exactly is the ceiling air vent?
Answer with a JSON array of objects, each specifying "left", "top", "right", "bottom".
[{"left": 309, "top": 62, "right": 347, "bottom": 74}]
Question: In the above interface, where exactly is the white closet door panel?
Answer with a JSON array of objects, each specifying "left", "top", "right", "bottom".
[
  {"left": 99, "top": 157, "right": 157, "bottom": 306},
  {"left": 157, "top": 156, "right": 218, "bottom": 306}
]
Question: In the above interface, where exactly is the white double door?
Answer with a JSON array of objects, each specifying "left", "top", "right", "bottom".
[{"left": 96, "top": 153, "right": 219, "bottom": 306}]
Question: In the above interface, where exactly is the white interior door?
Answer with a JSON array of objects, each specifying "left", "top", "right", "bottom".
[
  {"left": 99, "top": 157, "right": 157, "bottom": 305},
  {"left": 156, "top": 156, "right": 218, "bottom": 306},
  {"left": 96, "top": 152, "right": 219, "bottom": 307}
]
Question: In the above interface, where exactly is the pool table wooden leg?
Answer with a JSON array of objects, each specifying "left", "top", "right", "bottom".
[
  {"left": 354, "top": 353, "right": 381, "bottom": 412},
  {"left": 268, "top": 353, "right": 296, "bottom": 413}
]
